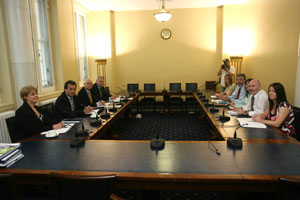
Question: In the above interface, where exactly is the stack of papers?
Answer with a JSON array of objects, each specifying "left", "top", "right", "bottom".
[
  {"left": 0, "top": 143, "right": 24, "bottom": 168},
  {"left": 62, "top": 118, "right": 83, "bottom": 124},
  {"left": 40, "top": 124, "right": 74, "bottom": 137},
  {"left": 236, "top": 118, "right": 267, "bottom": 128},
  {"left": 211, "top": 99, "right": 228, "bottom": 104}
]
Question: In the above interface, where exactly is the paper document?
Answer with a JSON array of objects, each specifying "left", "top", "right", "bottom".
[
  {"left": 236, "top": 118, "right": 267, "bottom": 128},
  {"left": 40, "top": 124, "right": 73, "bottom": 135}
]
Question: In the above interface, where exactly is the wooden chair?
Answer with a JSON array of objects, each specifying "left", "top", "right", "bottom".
[
  {"left": 277, "top": 177, "right": 300, "bottom": 200},
  {"left": 50, "top": 172, "right": 116, "bottom": 200}
]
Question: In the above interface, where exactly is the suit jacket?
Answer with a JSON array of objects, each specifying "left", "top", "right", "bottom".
[
  {"left": 15, "top": 101, "right": 53, "bottom": 139},
  {"left": 78, "top": 87, "right": 97, "bottom": 107},
  {"left": 91, "top": 83, "right": 111, "bottom": 101},
  {"left": 55, "top": 92, "right": 85, "bottom": 120}
]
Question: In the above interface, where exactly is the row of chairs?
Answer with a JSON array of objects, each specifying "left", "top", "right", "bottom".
[
  {"left": 128, "top": 83, "right": 198, "bottom": 112},
  {"left": 0, "top": 173, "right": 116, "bottom": 200},
  {"left": 1, "top": 173, "right": 300, "bottom": 200}
]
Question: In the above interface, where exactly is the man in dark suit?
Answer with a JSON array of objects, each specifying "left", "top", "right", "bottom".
[
  {"left": 55, "top": 80, "right": 93, "bottom": 120},
  {"left": 78, "top": 78, "right": 105, "bottom": 107},
  {"left": 91, "top": 76, "right": 116, "bottom": 102}
]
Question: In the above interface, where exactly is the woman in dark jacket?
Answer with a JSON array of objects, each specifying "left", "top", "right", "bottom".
[{"left": 15, "top": 85, "right": 63, "bottom": 139}]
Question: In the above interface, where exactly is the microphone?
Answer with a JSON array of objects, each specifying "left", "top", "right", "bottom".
[
  {"left": 227, "top": 123, "right": 248, "bottom": 149},
  {"left": 109, "top": 101, "right": 118, "bottom": 113},
  {"left": 162, "top": 81, "right": 167, "bottom": 92},
  {"left": 219, "top": 108, "right": 230, "bottom": 123},
  {"left": 209, "top": 101, "right": 219, "bottom": 113},
  {"left": 100, "top": 107, "right": 110, "bottom": 120},
  {"left": 150, "top": 123, "right": 165, "bottom": 150},
  {"left": 90, "top": 110, "right": 102, "bottom": 127}
]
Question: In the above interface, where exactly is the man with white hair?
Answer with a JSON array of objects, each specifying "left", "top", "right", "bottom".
[
  {"left": 236, "top": 79, "right": 268, "bottom": 115},
  {"left": 78, "top": 78, "right": 105, "bottom": 107},
  {"left": 91, "top": 76, "right": 116, "bottom": 101}
]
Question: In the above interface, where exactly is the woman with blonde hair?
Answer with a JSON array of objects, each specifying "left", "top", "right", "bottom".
[{"left": 15, "top": 85, "right": 64, "bottom": 139}]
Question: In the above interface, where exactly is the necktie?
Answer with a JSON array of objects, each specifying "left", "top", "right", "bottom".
[
  {"left": 70, "top": 97, "right": 75, "bottom": 111},
  {"left": 236, "top": 87, "right": 241, "bottom": 99},
  {"left": 98, "top": 87, "right": 103, "bottom": 97},
  {"left": 250, "top": 96, "right": 255, "bottom": 111},
  {"left": 88, "top": 91, "right": 93, "bottom": 103}
]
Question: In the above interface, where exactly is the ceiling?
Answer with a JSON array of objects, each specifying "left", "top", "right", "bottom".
[{"left": 76, "top": 0, "right": 247, "bottom": 12}]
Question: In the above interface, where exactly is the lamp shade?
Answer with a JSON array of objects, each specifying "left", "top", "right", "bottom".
[{"left": 154, "top": 10, "right": 172, "bottom": 22}]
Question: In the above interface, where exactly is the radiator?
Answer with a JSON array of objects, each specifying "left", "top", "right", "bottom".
[
  {"left": 39, "top": 97, "right": 57, "bottom": 106},
  {"left": 0, "top": 111, "right": 15, "bottom": 143}
]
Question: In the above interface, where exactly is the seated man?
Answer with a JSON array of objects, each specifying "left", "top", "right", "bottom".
[
  {"left": 55, "top": 80, "right": 93, "bottom": 120},
  {"left": 78, "top": 78, "right": 105, "bottom": 107},
  {"left": 219, "top": 73, "right": 246, "bottom": 102},
  {"left": 91, "top": 76, "right": 116, "bottom": 101},
  {"left": 235, "top": 79, "right": 268, "bottom": 115}
]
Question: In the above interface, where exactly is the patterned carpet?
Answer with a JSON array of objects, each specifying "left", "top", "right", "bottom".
[{"left": 115, "top": 111, "right": 210, "bottom": 141}]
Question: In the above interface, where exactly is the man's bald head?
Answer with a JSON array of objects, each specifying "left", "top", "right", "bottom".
[
  {"left": 248, "top": 79, "right": 261, "bottom": 95},
  {"left": 84, "top": 78, "right": 93, "bottom": 90}
]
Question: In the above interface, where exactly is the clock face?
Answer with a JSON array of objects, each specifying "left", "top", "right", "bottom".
[{"left": 161, "top": 29, "right": 171, "bottom": 40}]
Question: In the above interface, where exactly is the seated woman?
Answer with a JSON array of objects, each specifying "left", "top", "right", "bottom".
[
  {"left": 16, "top": 86, "right": 64, "bottom": 139},
  {"left": 229, "top": 78, "right": 253, "bottom": 108},
  {"left": 216, "top": 74, "right": 235, "bottom": 99},
  {"left": 252, "top": 83, "right": 295, "bottom": 136}
]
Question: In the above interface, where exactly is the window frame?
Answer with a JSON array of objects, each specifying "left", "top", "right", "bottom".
[
  {"left": 74, "top": 11, "right": 89, "bottom": 84},
  {"left": 28, "top": 0, "right": 55, "bottom": 93}
]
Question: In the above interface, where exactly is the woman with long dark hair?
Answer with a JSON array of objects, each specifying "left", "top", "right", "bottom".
[{"left": 252, "top": 83, "right": 295, "bottom": 136}]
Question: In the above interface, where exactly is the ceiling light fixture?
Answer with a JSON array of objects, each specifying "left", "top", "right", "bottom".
[{"left": 154, "top": 0, "right": 172, "bottom": 22}]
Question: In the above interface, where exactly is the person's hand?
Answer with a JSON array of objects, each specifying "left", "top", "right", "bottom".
[
  {"left": 98, "top": 100, "right": 105, "bottom": 105},
  {"left": 228, "top": 102, "right": 235, "bottom": 107},
  {"left": 84, "top": 106, "right": 93, "bottom": 113},
  {"left": 53, "top": 122, "right": 64, "bottom": 130},
  {"left": 215, "top": 93, "right": 220, "bottom": 97},
  {"left": 236, "top": 108, "right": 245, "bottom": 115},
  {"left": 252, "top": 114, "right": 262, "bottom": 122},
  {"left": 111, "top": 95, "right": 117, "bottom": 100}
]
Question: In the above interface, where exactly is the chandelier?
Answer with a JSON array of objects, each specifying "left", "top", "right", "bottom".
[{"left": 154, "top": 0, "right": 172, "bottom": 22}]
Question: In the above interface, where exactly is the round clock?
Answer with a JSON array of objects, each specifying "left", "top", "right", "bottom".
[{"left": 161, "top": 29, "right": 171, "bottom": 40}]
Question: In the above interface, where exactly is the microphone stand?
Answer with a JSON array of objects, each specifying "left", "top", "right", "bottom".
[
  {"left": 227, "top": 123, "right": 248, "bottom": 149},
  {"left": 219, "top": 108, "right": 230, "bottom": 123}
]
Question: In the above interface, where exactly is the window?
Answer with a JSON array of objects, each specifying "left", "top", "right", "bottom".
[
  {"left": 75, "top": 12, "right": 88, "bottom": 81},
  {"left": 28, "top": 0, "right": 54, "bottom": 91}
]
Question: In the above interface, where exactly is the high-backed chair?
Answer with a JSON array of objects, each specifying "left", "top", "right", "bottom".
[
  {"left": 141, "top": 83, "right": 156, "bottom": 112},
  {"left": 185, "top": 83, "right": 198, "bottom": 111},
  {"left": 169, "top": 83, "right": 184, "bottom": 111},
  {"left": 127, "top": 83, "right": 139, "bottom": 96},
  {"left": 293, "top": 106, "right": 300, "bottom": 141},
  {"left": 277, "top": 177, "right": 300, "bottom": 200},
  {"left": 5, "top": 117, "right": 22, "bottom": 143},
  {"left": 50, "top": 172, "right": 116, "bottom": 200},
  {"left": 40, "top": 102, "right": 56, "bottom": 123},
  {"left": 0, "top": 174, "right": 18, "bottom": 200}
]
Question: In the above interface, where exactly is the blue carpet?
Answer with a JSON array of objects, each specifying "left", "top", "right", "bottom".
[{"left": 115, "top": 112, "right": 210, "bottom": 141}]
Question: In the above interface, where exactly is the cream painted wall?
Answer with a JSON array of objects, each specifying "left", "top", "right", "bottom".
[
  {"left": 86, "top": 11, "right": 114, "bottom": 88},
  {"left": 114, "top": 8, "right": 220, "bottom": 91},
  {"left": 224, "top": 0, "right": 300, "bottom": 104}
]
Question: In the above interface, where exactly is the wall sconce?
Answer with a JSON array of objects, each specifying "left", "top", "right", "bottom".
[{"left": 95, "top": 59, "right": 107, "bottom": 86}]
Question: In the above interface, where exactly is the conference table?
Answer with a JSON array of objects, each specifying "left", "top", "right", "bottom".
[{"left": 1, "top": 90, "right": 300, "bottom": 194}]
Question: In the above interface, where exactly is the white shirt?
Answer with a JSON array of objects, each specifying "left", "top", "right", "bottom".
[
  {"left": 220, "top": 66, "right": 236, "bottom": 87},
  {"left": 242, "top": 90, "right": 268, "bottom": 114}
]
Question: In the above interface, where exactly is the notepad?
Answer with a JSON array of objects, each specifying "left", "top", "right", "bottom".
[{"left": 236, "top": 118, "right": 267, "bottom": 128}]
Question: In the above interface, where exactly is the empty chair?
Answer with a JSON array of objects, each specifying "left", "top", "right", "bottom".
[
  {"left": 169, "top": 83, "right": 184, "bottom": 111},
  {"left": 277, "top": 177, "right": 300, "bottom": 200},
  {"left": 5, "top": 116, "right": 22, "bottom": 143},
  {"left": 127, "top": 83, "right": 139, "bottom": 96},
  {"left": 205, "top": 81, "right": 216, "bottom": 90},
  {"left": 185, "top": 83, "right": 198, "bottom": 111},
  {"left": 141, "top": 83, "right": 156, "bottom": 112},
  {"left": 50, "top": 172, "right": 116, "bottom": 200}
]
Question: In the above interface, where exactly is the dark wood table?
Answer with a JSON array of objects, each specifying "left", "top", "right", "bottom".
[{"left": 2, "top": 90, "right": 299, "bottom": 193}]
